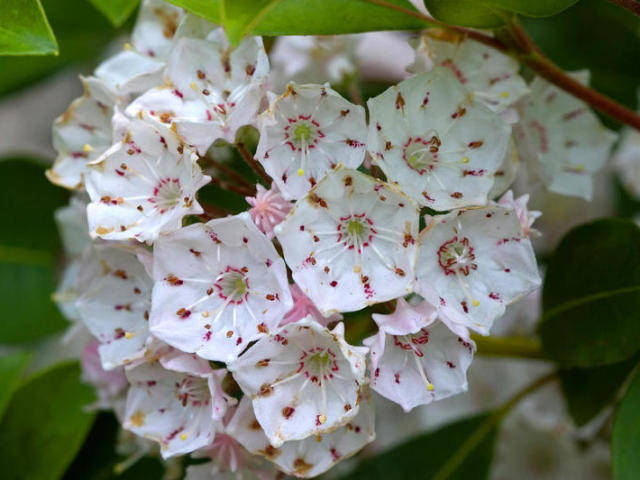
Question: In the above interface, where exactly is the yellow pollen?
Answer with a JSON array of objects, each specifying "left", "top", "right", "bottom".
[
  {"left": 472, "top": 300, "right": 480, "bottom": 307},
  {"left": 500, "top": 91, "right": 510, "bottom": 98},
  {"left": 123, "top": 42, "right": 132, "bottom": 50},
  {"left": 427, "top": 384, "right": 435, "bottom": 391},
  {"left": 318, "top": 414, "right": 327, "bottom": 424},
  {"left": 179, "top": 433, "right": 188, "bottom": 440},
  {"left": 461, "top": 156, "right": 469, "bottom": 163},
  {"left": 83, "top": 144, "right": 93, "bottom": 153},
  {"left": 574, "top": 163, "right": 584, "bottom": 171},
  {"left": 201, "top": 311, "right": 210, "bottom": 318},
  {"left": 353, "top": 265, "right": 361, "bottom": 273},
  {"left": 297, "top": 168, "right": 305, "bottom": 176},
  {"left": 315, "top": 435, "right": 322, "bottom": 442},
  {"left": 124, "top": 331, "right": 134, "bottom": 339},
  {"left": 190, "top": 82, "right": 198, "bottom": 91}
]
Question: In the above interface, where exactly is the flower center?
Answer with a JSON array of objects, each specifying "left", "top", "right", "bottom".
[
  {"left": 294, "top": 123, "right": 312, "bottom": 142},
  {"left": 438, "top": 236, "right": 477, "bottom": 276},
  {"left": 337, "top": 214, "right": 374, "bottom": 252},
  {"left": 403, "top": 136, "right": 441, "bottom": 174},
  {"left": 151, "top": 177, "right": 182, "bottom": 212},
  {"left": 175, "top": 376, "right": 210, "bottom": 407},
  {"left": 284, "top": 116, "right": 323, "bottom": 151},
  {"left": 215, "top": 267, "right": 249, "bottom": 304},
  {"left": 300, "top": 347, "right": 339, "bottom": 385}
]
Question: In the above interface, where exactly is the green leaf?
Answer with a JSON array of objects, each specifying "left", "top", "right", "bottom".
[
  {"left": 168, "top": 0, "right": 426, "bottom": 44},
  {"left": 612, "top": 370, "right": 640, "bottom": 480},
  {"left": 342, "top": 413, "right": 498, "bottom": 479},
  {"left": 559, "top": 354, "right": 640, "bottom": 426},
  {"left": 424, "top": 0, "right": 579, "bottom": 28},
  {"left": 0, "top": 362, "right": 96, "bottom": 480},
  {"left": 0, "top": 158, "right": 69, "bottom": 344},
  {"left": 89, "top": 0, "right": 140, "bottom": 27},
  {"left": 0, "top": 0, "right": 120, "bottom": 97},
  {"left": 0, "top": 0, "right": 58, "bottom": 55},
  {"left": 540, "top": 219, "right": 640, "bottom": 367},
  {"left": 0, "top": 351, "right": 32, "bottom": 420}
]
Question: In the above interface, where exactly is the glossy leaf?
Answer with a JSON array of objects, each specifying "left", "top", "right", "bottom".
[
  {"left": 0, "top": 0, "right": 119, "bottom": 97},
  {"left": 89, "top": 0, "right": 140, "bottom": 27},
  {"left": 0, "top": 158, "right": 69, "bottom": 344},
  {"left": 559, "top": 354, "right": 639, "bottom": 426},
  {"left": 0, "top": 351, "right": 32, "bottom": 420},
  {"left": 0, "top": 0, "right": 58, "bottom": 55},
  {"left": 540, "top": 219, "right": 640, "bottom": 367},
  {"left": 343, "top": 413, "right": 498, "bottom": 479},
  {"left": 168, "top": 0, "right": 426, "bottom": 44},
  {"left": 0, "top": 363, "right": 96, "bottom": 480},
  {"left": 612, "top": 371, "right": 640, "bottom": 480}
]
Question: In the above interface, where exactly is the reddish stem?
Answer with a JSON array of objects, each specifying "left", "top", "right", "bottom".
[
  {"left": 606, "top": 0, "right": 640, "bottom": 17},
  {"left": 236, "top": 142, "right": 272, "bottom": 185}
]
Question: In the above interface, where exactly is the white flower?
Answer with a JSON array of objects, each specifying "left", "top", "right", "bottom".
[
  {"left": 127, "top": 29, "right": 269, "bottom": 153},
  {"left": 256, "top": 83, "right": 367, "bottom": 200},
  {"left": 415, "top": 205, "right": 541, "bottom": 335},
  {"left": 364, "top": 298, "right": 475, "bottom": 412},
  {"left": 228, "top": 317, "right": 367, "bottom": 447},
  {"left": 123, "top": 356, "right": 229, "bottom": 458},
  {"left": 515, "top": 72, "right": 617, "bottom": 200},
  {"left": 488, "top": 138, "right": 519, "bottom": 199},
  {"left": 149, "top": 212, "right": 292, "bottom": 362},
  {"left": 85, "top": 118, "right": 209, "bottom": 242},
  {"left": 275, "top": 168, "right": 419, "bottom": 315},
  {"left": 81, "top": 339, "right": 128, "bottom": 409},
  {"left": 47, "top": 77, "right": 116, "bottom": 190},
  {"left": 497, "top": 190, "right": 541, "bottom": 237},
  {"left": 613, "top": 116, "right": 640, "bottom": 198},
  {"left": 132, "top": 0, "right": 184, "bottom": 60},
  {"left": 54, "top": 195, "right": 90, "bottom": 258},
  {"left": 409, "top": 30, "right": 529, "bottom": 112},
  {"left": 75, "top": 243, "right": 154, "bottom": 370},
  {"left": 227, "top": 393, "right": 375, "bottom": 478},
  {"left": 245, "top": 184, "right": 291, "bottom": 239},
  {"left": 367, "top": 68, "right": 511, "bottom": 210}
]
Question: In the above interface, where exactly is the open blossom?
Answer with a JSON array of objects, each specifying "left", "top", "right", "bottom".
[
  {"left": 415, "top": 205, "right": 540, "bottom": 335},
  {"left": 409, "top": 29, "right": 528, "bottom": 112},
  {"left": 364, "top": 298, "right": 475, "bottom": 412},
  {"left": 47, "top": 77, "right": 116, "bottom": 190},
  {"left": 228, "top": 318, "right": 367, "bottom": 447},
  {"left": 227, "top": 393, "right": 375, "bottom": 478},
  {"left": 256, "top": 83, "right": 367, "bottom": 200},
  {"left": 85, "top": 118, "right": 209, "bottom": 242},
  {"left": 497, "top": 190, "right": 541, "bottom": 237},
  {"left": 127, "top": 28, "right": 269, "bottom": 153},
  {"left": 280, "top": 284, "right": 342, "bottom": 327},
  {"left": 367, "top": 68, "right": 511, "bottom": 211},
  {"left": 75, "top": 244, "right": 154, "bottom": 370},
  {"left": 515, "top": 72, "right": 617, "bottom": 200},
  {"left": 124, "top": 355, "right": 229, "bottom": 458},
  {"left": 150, "top": 212, "right": 292, "bottom": 362},
  {"left": 245, "top": 184, "right": 291, "bottom": 239},
  {"left": 275, "top": 168, "right": 419, "bottom": 315}
]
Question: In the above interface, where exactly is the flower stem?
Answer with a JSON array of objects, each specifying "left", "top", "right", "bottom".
[
  {"left": 202, "top": 154, "right": 255, "bottom": 191},
  {"left": 471, "top": 334, "right": 545, "bottom": 359},
  {"left": 235, "top": 142, "right": 272, "bottom": 185},
  {"left": 606, "top": 0, "right": 640, "bottom": 17},
  {"left": 208, "top": 176, "right": 255, "bottom": 197}
]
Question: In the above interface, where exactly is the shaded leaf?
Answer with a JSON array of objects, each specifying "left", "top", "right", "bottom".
[
  {"left": 559, "top": 353, "right": 639, "bottom": 426},
  {"left": 0, "top": 0, "right": 58, "bottom": 55},
  {"left": 0, "top": 158, "right": 69, "bottom": 344},
  {"left": 0, "top": 362, "right": 96, "bottom": 480},
  {"left": 540, "top": 219, "right": 640, "bottom": 367},
  {"left": 0, "top": 351, "right": 32, "bottom": 420},
  {"left": 89, "top": 0, "right": 141, "bottom": 27},
  {"left": 342, "top": 413, "right": 498, "bottom": 480},
  {"left": 612, "top": 370, "right": 640, "bottom": 480}
]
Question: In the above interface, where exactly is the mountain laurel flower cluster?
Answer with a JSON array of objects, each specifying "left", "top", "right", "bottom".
[{"left": 47, "top": 1, "right": 617, "bottom": 478}]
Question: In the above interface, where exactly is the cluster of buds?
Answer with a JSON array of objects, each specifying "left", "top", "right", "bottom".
[{"left": 48, "top": 1, "right": 617, "bottom": 478}]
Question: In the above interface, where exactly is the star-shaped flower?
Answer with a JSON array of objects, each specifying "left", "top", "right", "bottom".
[
  {"left": 415, "top": 205, "right": 541, "bottom": 335},
  {"left": 228, "top": 317, "right": 367, "bottom": 447},
  {"left": 409, "top": 29, "right": 529, "bottom": 112},
  {"left": 85, "top": 118, "right": 209, "bottom": 242},
  {"left": 123, "top": 356, "right": 229, "bottom": 458},
  {"left": 364, "top": 298, "right": 475, "bottom": 411},
  {"left": 227, "top": 392, "right": 375, "bottom": 478},
  {"left": 515, "top": 72, "right": 617, "bottom": 200},
  {"left": 127, "top": 29, "right": 269, "bottom": 154},
  {"left": 367, "top": 68, "right": 512, "bottom": 210},
  {"left": 275, "top": 167, "right": 419, "bottom": 315},
  {"left": 255, "top": 83, "right": 367, "bottom": 200},
  {"left": 150, "top": 212, "right": 292, "bottom": 362}
]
